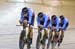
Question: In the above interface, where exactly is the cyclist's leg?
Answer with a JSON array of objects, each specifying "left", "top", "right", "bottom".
[
  {"left": 41, "top": 29, "right": 47, "bottom": 49},
  {"left": 47, "top": 30, "right": 53, "bottom": 49},
  {"left": 44, "top": 29, "right": 48, "bottom": 39},
  {"left": 36, "top": 28, "right": 41, "bottom": 49},
  {"left": 28, "top": 14, "right": 35, "bottom": 47},
  {"left": 42, "top": 44, "right": 45, "bottom": 49},
  {"left": 58, "top": 30, "right": 62, "bottom": 47},
  {"left": 58, "top": 23, "right": 69, "bottom": 47},
  {"left": 29, "top": 26, "right": 33, "bottom": 39},
  {"left": 19, "top": 29, "right": 26, "bottom": 49},
  {"left": 60, "top": 22, "right": 69, "bottom": 43},
  {"left": 41, "top": 29, "right": 47, "bottom": 44},
  {"left": 28, "top": 26, "right": 33, "bottom": 48},
  {"left": 58, "top": 29, "right": 64, "bottom": 47},
  {"left": 19, "top": 40, "right": 25, "bottom": 49}
]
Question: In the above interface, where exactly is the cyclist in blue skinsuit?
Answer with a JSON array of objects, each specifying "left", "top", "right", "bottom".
[
  {"left": 19, "top": 7, "right": 35, "bottom": 48},
  {"left": 37, "top": 12, "right": 50, "bottom": 29},
  {"left": 59, "top": 15, "right": 69, "bottom": 31},
  {"left": 37, "top": 12, "right": 50, "bottom": 43},
  {"left": 19, "top": 7, "right": 35, "bottom": 27},
  {"left": 58, "top": 15, "right": 69, "bottom": 46},
  {"left": 49, "top": 15, "right": 60, "bottom": 31},
  {"left": 47, "top": 15, "right": 60, "bottom": 49}
]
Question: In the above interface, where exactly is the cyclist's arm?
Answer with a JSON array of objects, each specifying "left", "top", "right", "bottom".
[
  {"left": 56, "top": 18, "right": 60, "bottom": 31},
  {"left": 62, "top": 19, "right": 68, "bottom": 30},
  {"left": 37, "top": 17, "right": 40, "bottom": 26},
  {"left": 49, "top": 20, "right": 52, "bottom": 28},
  {"left": 20, "top": 11, "right": 24, "bottom": 21},
  {"left": 28, "top": 9, "right": 33, "bottom": 24},
  {"left": 44, "top": 15, "right": 48, "bottom": 28}
]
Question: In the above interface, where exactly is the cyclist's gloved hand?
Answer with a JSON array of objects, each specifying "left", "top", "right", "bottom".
[
  {"left": 40, "top": 25, "right": 43, "bottom": 28},
  {"left": 23, "top": 20, "right": 28, "bottom": 23},
  {"left": 59, "top": 27, "right": 62, "bottom": 29},
  {"left": 52, "top": 27, "right": 56, "bottom": 30},
  {"left": 44, "top": 28, "right": 48, "bottom": 30},
  {"left": 30, "top": 25, "right": 33, "bottom": 28},
  {"left": 28, "top": 21, "right": 31, "bottom": 24},
  {"left": 52, "top": 27, "right": 59, "bottom": 32},
  {"left": 57, "top": 29, "right": 59, "bottom": 32},
  {"left": 47, "top": 25, "right": 51, "bottom": 29},
  {"left": 27, "top": 24, "right": 29, "bottom": 26},
  {"left": 19, "top": 20, "right": 22, "bottom": 24}
]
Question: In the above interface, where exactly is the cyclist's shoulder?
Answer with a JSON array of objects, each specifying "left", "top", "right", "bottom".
[
  {"left": 64, "top": 18, "right": 68, "bottom": 22},
  {"left": 28, "top": 8, "right": 34, "bottom": 13},
  {"left": 56, "top": 17, "right": 60, "bottom": 21},
  {"left": 43, "top": 14, "right": 49, "bottom": 19}
]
